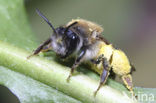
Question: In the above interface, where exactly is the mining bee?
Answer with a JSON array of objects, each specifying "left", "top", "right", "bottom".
[{"left": 28, "top": 9, "right": 136, "bottom": 96}]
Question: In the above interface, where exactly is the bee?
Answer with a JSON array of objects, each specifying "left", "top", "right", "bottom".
[{"left": 28, "top": 9, "right": 136, "bottom": 96}]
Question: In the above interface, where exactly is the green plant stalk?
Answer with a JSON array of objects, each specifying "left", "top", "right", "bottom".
[{"left": 0, "top": 41, "right": 138, "bottom": 103}]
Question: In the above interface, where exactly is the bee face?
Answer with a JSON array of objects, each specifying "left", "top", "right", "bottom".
[{"left": 51, "top": 26, "right": 80, "bottom": 58}]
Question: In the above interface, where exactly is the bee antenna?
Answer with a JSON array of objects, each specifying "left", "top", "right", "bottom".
[{"left": 36, "top": 8, "right": 57, "bottom": 34}]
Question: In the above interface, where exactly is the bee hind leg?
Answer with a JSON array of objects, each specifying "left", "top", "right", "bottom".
[
  {"left": 122, "top": 74, "right": 135, "bottom": 96},
  {"left": 27, "top": 38, "right": 52, "bottom": 59},
  {"left": 94, "top": 57, "right": 110, "bottom": 96}
]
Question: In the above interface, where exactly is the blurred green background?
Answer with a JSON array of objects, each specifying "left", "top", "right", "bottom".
[{"left": 1, "top": 0, "right": 156, "bottom": 102}]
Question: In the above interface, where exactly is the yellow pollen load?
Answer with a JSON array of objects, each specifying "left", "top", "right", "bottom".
[{"left": 111, "top": 50, "right": 131, "bottom": 76}]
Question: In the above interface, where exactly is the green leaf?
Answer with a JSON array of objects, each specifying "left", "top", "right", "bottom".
[
  {"left": 0, "top": 0, "right": 155, "bottom": 103},
  {"left": 0, "top": 0, "right": 37, "bottom": 50}
]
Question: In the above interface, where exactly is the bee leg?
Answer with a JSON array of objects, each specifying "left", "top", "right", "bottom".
[
  {"left": 27, "top": 38, "right": 52, "bottom": 59},
  {"left": 94, "top": 58, "right": 110, "bottom": 96},
  {"left": 122, "top": 74, "right": 135, "bottom": 96},
  {"left": 90, "top": 54, "right": 104, "bottom": 65},
  {"left": 90, "top": 58, "right": 101, "bottom": 65},
  {"left": 67, "top": 46, "right": 87, "bottom": 81},
  {"left": 109, "top": 68, "right": 116, "bottom": 79}
]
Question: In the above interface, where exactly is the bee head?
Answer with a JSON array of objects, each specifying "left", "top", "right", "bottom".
[
  {"left": 36, "top": 9, "right": 79, "bottom": 58},
  {"left": 51, "top": 25, "right": 80, "bottom": 58}
]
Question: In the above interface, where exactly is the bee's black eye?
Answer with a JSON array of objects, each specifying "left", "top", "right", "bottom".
[
  {"left": 66, "top": 29, "right": 77, "bottom": 40},
  {"left": 54, "top": 26, "right": 80, "bottom": 58}
]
